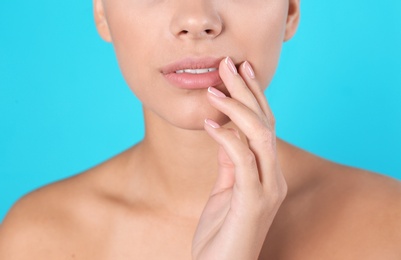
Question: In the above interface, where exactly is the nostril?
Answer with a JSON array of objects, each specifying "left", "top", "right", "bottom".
[
  {"left": 179, "top": 29, "right": 214, "bottom": 36},
  {"left": 170, "top": 8, "right": 223, "bottom": 39}
]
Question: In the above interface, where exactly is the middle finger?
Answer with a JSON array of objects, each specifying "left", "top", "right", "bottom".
[{"left": 218, "top": 57, "right": 266, "bottom": 120}]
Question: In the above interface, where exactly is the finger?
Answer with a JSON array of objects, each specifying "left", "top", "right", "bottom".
[
  {"left": 206, "top": 91, "right": 277, "bottom": 185},
  {"left": 218, "top": 57, "right": 265, "bottom": 118},
  {"left": 238, "top": 61, "right": 275, "bottom": 128},
  {"left": 214, "top": 58, "right": 278, "bottom": 187},
  {"left": 204, "top": 119, "right": 262, "bottom": 192},
  {"left": 207, "top": 90, "right": 273, "bottom": 144},
  {"left": 209, "top": 129, "right": 240, "bottom": 196},
  {"left": 234, "top": 61, "right": 279, "bottom": 187}
]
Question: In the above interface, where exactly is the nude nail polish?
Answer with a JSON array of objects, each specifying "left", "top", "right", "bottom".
[
  {"left": 243, "top": 61, "right": 255, "bottom": 79},
  {"left": 204, "top": 118, "right": 220, "bottom": 129},
  {"left": 208, "top": 87, "right": 226, "bottom": 98},
  {"left": 225, "top": 57, "right": 238, "bottom": 75}
]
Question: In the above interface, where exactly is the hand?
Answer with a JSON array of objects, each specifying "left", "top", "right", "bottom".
[{"left": 192, "top": 57, "right": 287, "bottom": 260}]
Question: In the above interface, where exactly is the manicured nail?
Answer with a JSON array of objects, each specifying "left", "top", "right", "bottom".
[
  {"left": 204, "top": 118, "right": 220, "bottom": 129},
  {"left": 243, "top": 61, "right": 255, "bottom": 79},
  {"left": 208, "top": 87, "right": 226, "bottom": 98},
  {"left": 225, "top": 57, "right": 238, "bottom": 75}
]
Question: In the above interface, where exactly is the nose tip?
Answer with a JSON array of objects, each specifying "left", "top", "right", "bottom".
[{"left": 170, "top": 5, "right": 223, "bottom": 40}]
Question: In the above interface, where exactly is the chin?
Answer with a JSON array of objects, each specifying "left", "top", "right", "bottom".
[{"left": 165, "top": 108, "right": 231, "bottom": 131}]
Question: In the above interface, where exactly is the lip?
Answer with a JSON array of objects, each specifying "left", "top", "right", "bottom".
[{"left": 161, "top": 57, "right": 224, "bottom": 89}]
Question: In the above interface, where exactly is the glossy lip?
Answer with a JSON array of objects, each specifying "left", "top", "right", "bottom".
[{"left": 161, "top": 57, "right": 224, "bottom": 89}]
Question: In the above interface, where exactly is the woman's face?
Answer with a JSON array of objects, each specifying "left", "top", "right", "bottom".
[{"left": 94, "top": 0, "right": 300, "bottom": 130}]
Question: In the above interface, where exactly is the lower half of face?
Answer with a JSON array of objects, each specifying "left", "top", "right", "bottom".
[{"left": 105, "top": 0, "right": 289, "bottom": 130}]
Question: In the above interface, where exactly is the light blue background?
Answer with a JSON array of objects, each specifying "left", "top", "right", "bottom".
[{"left": 1, "top": 1, "right": 400, "bottom": 221}]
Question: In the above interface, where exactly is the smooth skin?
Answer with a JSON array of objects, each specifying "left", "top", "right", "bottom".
[
  {"left": 1, "top": 0, "right": 401, "bottom": 259},
  {"left": 192, "top": 58, "right": 287, "bottom": 259}
]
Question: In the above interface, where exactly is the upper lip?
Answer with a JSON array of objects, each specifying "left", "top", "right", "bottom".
[{"left": 161, "top": 57, "right": 222, "bottom": 74}]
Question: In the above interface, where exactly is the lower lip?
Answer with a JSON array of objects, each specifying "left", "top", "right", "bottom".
[{"left": 163, "top": 70, "right": 223, "bottom": 89}]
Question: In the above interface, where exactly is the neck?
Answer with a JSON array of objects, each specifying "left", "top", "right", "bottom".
[
  {"left": 127, "top": 109, "right": 222, "bottom": 216},
  {"left": 124, "top": 108, "right": 302, "bottom": 217}
]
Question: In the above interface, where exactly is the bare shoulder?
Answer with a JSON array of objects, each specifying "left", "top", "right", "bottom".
[
  {"left": 266, "top": 141, "right": 401, "bottom": 259},
  {"left": 304, "top": 159, "right": 401, "bottom": 258},
  {"left": 0, "top": 154, "right": 124, "bottom": 259},
  {"left": 323, "top": 162, "right": 401, "bottom": 222}
]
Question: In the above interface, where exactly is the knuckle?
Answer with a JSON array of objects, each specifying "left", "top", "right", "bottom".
[
  {"left": 254, "top": 125, "right": 275, "bottom": 146},
  {"left": 246, "top": 183, "right": 287, "bottom": 218},
  {"left": 260, "top": 127, "right": 274, "bottom": 141},
  {"left": 269, "top": 182, "right": 288, "bottom": 206},
  {"left": 256, "top": 118, "right": 271, "bottom": 134},
  {"left": 241, "top": 150, "right": 257, "bottom": 167},
  {"left": 269, "top": 113, "right": 276, "bottom": 128},
  {"left": 247, "top": 178, "right": 287, "bottom": 220}
]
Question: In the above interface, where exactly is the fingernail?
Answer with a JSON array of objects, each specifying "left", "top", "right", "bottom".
[
  {"left": 204, "top": 118, "right": 220, "bottom": 129},
  {"left": 225, "top": 57, "right": 238, "bottom": 75},
  {"left": 208, "top": 87, "right": 226, "bottom": 98},
  {"left": 243, "top": 61, "right": 255, "bottom": 79}
]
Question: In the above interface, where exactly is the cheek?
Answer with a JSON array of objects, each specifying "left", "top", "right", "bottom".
[
  {"left": 233, "top": 3, "right": 288, "bottom": 89},
  {"left": 254, "top": 23, "right": 286, "bottom": 89},
  {"left": 106, "top": 9, "right": 163, "bottom": 97},
  {"left": 102, "top": 0, "right": 288, "bottom": 129}
]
